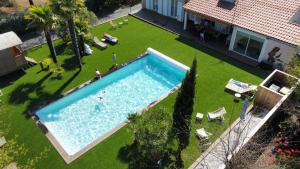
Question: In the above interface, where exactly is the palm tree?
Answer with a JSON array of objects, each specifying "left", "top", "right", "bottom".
[
  {"left": 29, "top": 0, "right": 34, "bottom": 5},
  {"left": 25, "top": 5, "right": 58, "bottom": 64},
  {"left": 50, "top": 0, "right": 84, "bottom": 68}
]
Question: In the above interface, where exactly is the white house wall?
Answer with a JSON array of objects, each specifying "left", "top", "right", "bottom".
[
  {"left": 163, "top": 0, "right": 168, "bottom": 16},
  {"left": 143, "top": 0, "right": 185, "bottom": 22},
  {"left": 158, "top": 0, "right": 163, "bottom": 14},
  {"left": 261, "top": 38, "right": 299, "bottom": 66},
  {"left": 229, "top": 26, "right": 298, "bottom": 66}
]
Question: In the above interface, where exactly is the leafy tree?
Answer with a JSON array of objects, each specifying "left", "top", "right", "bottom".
[
  {"left": 0, "top": 115, "right": 49, "bottom": 169},
  {"left": 129, "top": 108, "right": 172, "bottom": 168},
  {"left": 25, "top": 5, "right": 58, "bottom": 64},
  {"left": 286, "top": 54, "right": 300, "bottom": 94},
  {"left": 172, "top": 58, "right": 197, "bottom": 149},
  {"left": 50, "top": 0, "right": 85, "bottom": 68}
]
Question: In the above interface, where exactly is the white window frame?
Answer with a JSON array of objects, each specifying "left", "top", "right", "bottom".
[{"left": 229, "top": 27, "right": 268, "bottom": 62}]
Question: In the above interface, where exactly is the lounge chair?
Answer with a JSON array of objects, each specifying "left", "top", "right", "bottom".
[
  {"left": 103, "top": 33, "right": 118, "bottom": 44},
  {"left": 0, "top": 136, "right": 7, "bottom": 147},
  {"left": 196, "top": 113, "right": 204, "bottom": 121},
  {"left": 93, "top": 37, "right": 107, "bottom": 49},
  {"left": 196, "top": 128, "right": 212, "bottom": 139},
  {"left": 110, "top": 21, "right": 117, "bottom": 29},
  {"left": 225, "top": 79, "right": 257, "bottom": 94},
  {"left": 118, "top": 21, "right": 124, "bottom": 27},
  {"left": 207, "top": 107, "right": 226, "bottom": 121}
]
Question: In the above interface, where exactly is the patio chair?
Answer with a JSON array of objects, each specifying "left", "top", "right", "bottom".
[
  {"left": 0, "top": 136, "right": 7, "bottom": 147},
  {"left": 118, "top": 21, "right": 124, "bottom": 27},
  {"left": 103, "top": 33, "right": 118, "bottom": 44},
  {"left": 207, "top": 107, "right": 226, "bottom": 121},
  {"left": 196, "top": 128, "right": 212, "bottom": 139},
  {"left": 93, "top": 37, "right": 107, "bottom": 49},
  {"left": 196, "top": 112, "right": 204, "bottom": 122},
  {"left": 3, "top": 162, "right": 17, "bottom": 169},
  {"left": 225, "top": 78, "right": 257, "bottom": 94},
  {"left": 123, "top": 18, "right": 128, "bottom": 24},
  {"left": 110, "top": 21, "right": 117, "bottom": 29}
]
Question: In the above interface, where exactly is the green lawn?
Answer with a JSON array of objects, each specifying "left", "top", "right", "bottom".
[{"left": 0, "top": 16, "right": 268, "bottom": 169}]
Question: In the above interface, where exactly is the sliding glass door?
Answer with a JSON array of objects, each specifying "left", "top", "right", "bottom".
[{"left": 233, "top": 30, "right": 264, "bottom": 60}]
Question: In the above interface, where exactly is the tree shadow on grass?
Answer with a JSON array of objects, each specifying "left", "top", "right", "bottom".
[
  {"left": 0, "top": 70, "right": 26, "bottom": 89},
  {"left": 8, "top": 72, "right": 52, "bottom": 105},
  {"left": 117, "top": 141, "right": 177, "bottom": 169},
  {"left": 8, "top": 69, "right": 81, "bottom": 118},
  {"left": 55, "top": 43, "right": 68, "bottom": 55},
  {"left": 61, "top": 56, "right": 84, "bottom": 72}
]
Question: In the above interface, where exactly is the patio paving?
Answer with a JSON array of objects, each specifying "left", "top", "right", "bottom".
[{"left": 189, "top": 108, "right": 268, "bottom": 169}]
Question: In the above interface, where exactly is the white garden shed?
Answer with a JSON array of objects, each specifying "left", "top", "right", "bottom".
[{"left": 0, "top": 31, "right": 27, "bottom": 76}]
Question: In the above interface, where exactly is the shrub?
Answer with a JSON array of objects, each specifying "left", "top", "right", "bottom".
[
  {"left": 0, "top": 0, "right": 14, "bottom": 7},
  {"left": 0, "top": 12, "right": 35, "bottom": 35},
  {"left": 85, "top": 0, "right": 141, "bottom": 13}
]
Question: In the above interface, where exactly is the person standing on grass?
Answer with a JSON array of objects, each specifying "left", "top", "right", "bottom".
[
  {"left": 95, "top": 68, "right": 101, "bottom": 79},
  {"left": 113, "top": 52, "right": 117, "bottom": 66}
]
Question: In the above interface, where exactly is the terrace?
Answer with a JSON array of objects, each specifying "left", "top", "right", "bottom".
[{"left": 0, "top": 16, "right": 268, "bottom": 168}]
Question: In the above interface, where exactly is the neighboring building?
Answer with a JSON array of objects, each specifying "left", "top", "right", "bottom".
[
  {"left": 142, "top": 0, "right": 186, "bottom": 22},
  {"left": 0, "top": 31, "right": 26, "bottom": 76},
  {"left": 142, "top": 0, "right": 300, "bottom": 68}
]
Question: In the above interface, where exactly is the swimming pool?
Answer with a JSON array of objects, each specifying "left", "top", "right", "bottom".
[{"left": 36, "top": 48, "right": 188, "bottom": 161}]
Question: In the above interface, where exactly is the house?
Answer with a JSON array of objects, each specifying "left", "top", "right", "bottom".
[
  {"left": 142, "top": 0, "right": 186, "bottom": 22},
  {"left": 0, "top": 31, "right": 27, "bottom": 76},
  {"left": 142, "top": 0, "right": 300, "bottom": 68}
]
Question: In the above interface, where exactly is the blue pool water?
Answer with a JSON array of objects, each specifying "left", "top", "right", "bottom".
[{"left": 36, "top": 52, "right": 187, "bottom": 155}]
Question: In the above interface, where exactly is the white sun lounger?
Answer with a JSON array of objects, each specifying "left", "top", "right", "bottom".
[
  {"left": 0, "top": 136, "right": 7, "bottom": 147},
  {"left": 196, "top": 128, "right": 212, "bottom": 139},
  {"left": 225, "top": 78, "right": 257, "bottom": 94},
  {"left": 93, "top": 37, "right": 107, "bottom": 49},
  {"left": 207, "top": 107, "right": 226, "bottom": 121}
]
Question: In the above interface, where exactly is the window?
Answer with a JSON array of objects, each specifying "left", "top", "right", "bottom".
[
  {"left": 291, "top": 9, "right": 300, "bottom": 25},
  {"left": 153, "top": 0, "right": 158, "bottom": 12},
  {"left": 233, "top": 30, "right": 264, "bottom": 60},
  {"left": 171, "top": 0, "right": 178, "bottom": 18}
]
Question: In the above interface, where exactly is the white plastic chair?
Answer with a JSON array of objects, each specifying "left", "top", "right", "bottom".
[
  {"left": 196, "top": 113, "right": 204, "bottom": 121},
  {"left": 0, "top": 136, "right": 7, "bottom": 147},
  {"left": 196, "top": 128, "right": 212, "bottom": 139},
  {"left": 207, "top": 107, "right": 227, "bottom": 121}
]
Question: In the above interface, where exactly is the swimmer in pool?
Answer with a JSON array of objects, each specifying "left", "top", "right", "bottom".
[{"left": 98, "top": 91, "right": 106, "bottom": 100}]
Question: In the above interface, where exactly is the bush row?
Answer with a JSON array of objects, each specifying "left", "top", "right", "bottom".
[
  {"left": 0, "top": 0, "right": 13, "bottom": 7},
  {"left": 85, "top": 0, "right": 141, "bottom": 13},
  {"left": 0, "top": 12, "right": 35, "bottom": 35}
]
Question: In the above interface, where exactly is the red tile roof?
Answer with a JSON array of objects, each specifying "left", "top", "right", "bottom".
[{"left": 184, "top": 0, "right": 300, "bottom": 45}]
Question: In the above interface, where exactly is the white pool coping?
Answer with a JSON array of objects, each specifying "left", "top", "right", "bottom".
[
  {"left": 147, "top": 48, "right": 190, "bottom": 71},
  {"left": 35, "top": 48, "right": 189, "bottom": 164}
]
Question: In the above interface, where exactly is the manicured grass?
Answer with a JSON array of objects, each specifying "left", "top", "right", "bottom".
[{"left": 0, "top": 16, "right": 268, "bottom": 169}]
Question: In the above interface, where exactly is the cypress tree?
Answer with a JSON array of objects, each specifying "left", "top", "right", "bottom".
[{"left": 172, "top": 58, "right": 197, "bottom": 149}]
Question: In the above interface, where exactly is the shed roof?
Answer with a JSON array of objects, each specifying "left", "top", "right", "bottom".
[
  {"left": 184, "top": 0, "right": 300, "bottom": 45},
  {"left": 0, "top": 31, "right": 22, "bottom": 51}
]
